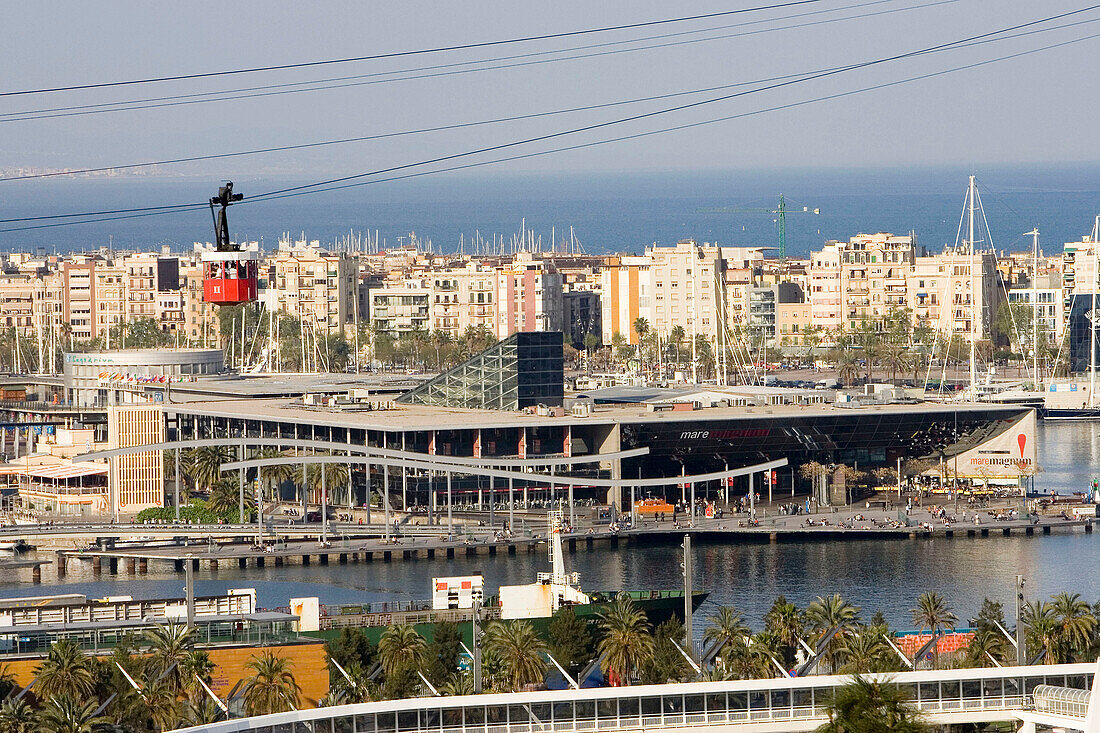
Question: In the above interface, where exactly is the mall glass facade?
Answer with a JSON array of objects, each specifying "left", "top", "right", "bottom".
[{"left": 398, "top": 331, "right": 564, "bottom": 410}]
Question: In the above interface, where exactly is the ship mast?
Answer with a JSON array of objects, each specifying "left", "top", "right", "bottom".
[
  {"left": 1024, "top": 228, "right": 1040, "bottom": 389},
  {"left": 548, "top": 511, "right": 568, "bottom": 584},
  {"left": 1092, "top": 216, "right": 1099, "bottom": 408},
  {"left": 968, "top": 175, "right": 977, "bottom": 398}
]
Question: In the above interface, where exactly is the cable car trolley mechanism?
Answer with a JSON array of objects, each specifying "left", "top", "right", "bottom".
[{"left": 201, "top": 182, "right": 258, "bottom": 305}]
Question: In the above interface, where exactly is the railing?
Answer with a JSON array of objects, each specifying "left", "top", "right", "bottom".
[
  {"left": 1032, "top": 684, "right": 1090, "bottom": 718},
  {"left": 170, "top": 663, "right": 1097, "bottom": 733}
]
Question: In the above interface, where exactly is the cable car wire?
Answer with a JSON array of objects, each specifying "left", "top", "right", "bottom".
[
  {"left": 0, "top": 0, "right": 938, "bottom": 122},
  {"left": 0, "top": 0, "right": 830, "bottom": 98}
]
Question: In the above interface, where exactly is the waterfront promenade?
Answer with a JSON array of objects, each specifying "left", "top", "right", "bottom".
[{"left": 26, "top": 502, "right": 1090, "bottom": 580}]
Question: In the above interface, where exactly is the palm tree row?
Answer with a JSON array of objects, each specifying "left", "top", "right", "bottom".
[{"left": 0, "top": 622, "right": 300, "bottom": 732}]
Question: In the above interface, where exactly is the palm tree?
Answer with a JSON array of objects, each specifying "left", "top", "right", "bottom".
[
  {"left": 185, "top": 697, "right": 224, "bottom": 726},
  {"left": 325, "top": 661, "right": 373, "bottom": 705},
  {"left": 180, "top": 650, "right": 215, "bottom": 705},
  {"left": 881, "top": 344, "right": 911, "bottom": 385},
  {"left": 35, "top": 695, "right": 107, "bottom": 733},
  {"left": 702, "top": 606, "right": 749, "bottom": 670},
  {"left": 143, "top": 675, "right": 182, "bottom": 732},
  {"left": 377, "top": 624, "right": 427, "bottom": 678},
  {"left": 834, "top": 351, "right": 861, "bottom": 387},
  {"left": 817, "top": 675, "right": 928, "bottom": 732},
  {"left": 297, "top": 460, "right": 351, "bottom": 508},
  {"left": 838, "top": 631, "right": 899, "bottom": 673},
  {"left": 633, "top": 318, "right": 650, "bottom": 373},
  {"left": 668, "top": 325, "right": 687, "bottom": 371},
  {"left": 910, "top": 592, "right": 957, "bottom": 669},
  {"left": 805, "top": 594, "right": 862, "bottom": 673},
  {"left": 1050, "top": 592, "right": 1096, "bottom": 662},
  {"left": 763, "top": 596, "right": 804, "bottom": 667},
  {"left": 0, "top": 698, "right": 36, "bottom": 733},
  {"left": 243, "top": 651, "right": 301, "bottom": 716},
  {"left": 1022, "top": 601, "right": 1059, "bottom": 664},
  {"left": 428, "top": 330, "right": 454, "bottom": 371},
  {"left": 207, "top": 478, "right": 253, "bottom": 518},
  {"left": 187, "top": 445, "right": 235, "bottom": 493},
  {"left": 439, "top": 670, "right": 476, "bottom": 696},
  {"left": 597, "top": 595, "right": 654, "bottom": 686},
  {"left": 254, "top": 448, "right": 295, "bottom": 504},
  {"left": 724, "top": 633, "right": 780, "bottom": 680},
  {"left": 145, "top": 620, "right": 195, "bottom": 693},
  {"left": 35, "top": 639, "right": 96, "bottom": 700},
  {"left": 965, "top": 628, "right": 1008, "bottom": 668},
  {"left": 484, "top": 620, "right": 548, "bottom": 691}
]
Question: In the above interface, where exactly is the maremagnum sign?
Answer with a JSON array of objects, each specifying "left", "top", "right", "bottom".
[{"left": 938, "top": 410, "right": 1038, "bottom": 480}]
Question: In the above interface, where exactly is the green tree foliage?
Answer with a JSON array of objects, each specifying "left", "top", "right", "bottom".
[
  {"left": 546, "top": 607, "right": 595, "bottom": 679},
  {"left": 483, "top": 620, "right": 548, "bottom": 692},
  {"left": 144, "top": 621, "right": 195, "bottom": 694},
  {"left": 597, "top": 595, "right": 654, "bottom": 686},
  {"left": 187, "top": 446, "right": 235, "bottom": 494},
  {"left": 817, "top": 676, "right": 928, "bottom": 733},
  {"left": 35, "top": 639, "right": 97, "bottom": 700},
  {"left": 34, "top": 695, "right": 108, "bottom": 733},
  {"left": 425, "top": 621, "right": 464, "bottom": 686},
  {"left": 909, "top": 592, "right": 957, "bottom": 669},
  {"left": 135, "top": 499, "right": 231, "bottom": 524},
  {"left": 377, "top": 624, "right": 428, "bottom": 678},
  {"left": 702, "top": 606, "right": 749, "bottom": 672},
  {"left": 113, "top": 317, "right": 175, "bottom": 349},
  {"left": 764, "top": 596, "right": 805, "bottom": 668},
  {"left": 1050, "top": 591, "right": 1097, "bottom": 662},
  {"left": 325, "top": 628, "right": 377, "bottom": 679},
  {"left": 639, "top": 617, "right": 691, "bottom": 684},
  {"left": 206, "top": 479, "right": 254, "bottom": 520},
  {"left": 243, "top": 651, "right": 301, "bottom": 717},
  {"left": 838, "top": 631, "right": 902, "bottom": 674},
  {"left": 806, "top": 594, "right": 862, "bottom": 674},
  {"left": 0, "top": 698, "right": 36, "bottom": 733}
]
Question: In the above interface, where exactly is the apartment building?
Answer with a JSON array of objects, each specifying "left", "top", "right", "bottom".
[
  {"left": 908, "top": 249, "right": 1000, "bottom": 340},
  {"left": 429, "top": 262, "right": 497, "bottom": 336},
  {"left": 805, "top": 233, "right": 1001, "bottom": 342},
  {"left": 494, "top": 255, "right": 563, "bottom": 339},
  {"left": 367, "top": 282, "right": 431, "bottom": 337},
  {"left": 808, "top": 233, "right": 916, "bottom": 332},
  {"left": 600, "top": 255, "right": 650, "bottom": 344},
  {"left": 772, "top": 284, "right": 813, "bottom": 347},
  {"left": 266, "top": 245, "right": 357, "bottom": 333}
]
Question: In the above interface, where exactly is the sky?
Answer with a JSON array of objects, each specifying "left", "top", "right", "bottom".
[{"left": 2, "top": 0, "right": 1099, "bottom": 184}]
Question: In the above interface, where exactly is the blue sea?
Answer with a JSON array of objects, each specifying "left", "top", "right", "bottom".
[{"left": 1, "top": 163, "right": 1099, "bottom": 257}]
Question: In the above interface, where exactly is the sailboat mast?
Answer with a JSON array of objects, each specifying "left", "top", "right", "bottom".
[
  {"left": 968, "top": 175, "right": 977, "bottom": 398},
  {"left": 1092, "top": 216, "right": 1099, "bottom": 407},
  {"left": 1029, "top": 228, "right": 1039, "bottom": 389}
]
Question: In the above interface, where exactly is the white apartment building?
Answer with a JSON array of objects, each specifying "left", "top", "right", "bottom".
[
  {"left": 265, "top": 245, "right": 357, "bottom": 333},
  {"left": 806, "top": 233, "right": 1001, "bottom": 341},
  {"left": 367, "top": 282, "right": 431, "bottom": 336},
  {"left": 429, "top": 263, "right": 497, "bottom": 336},
  {"left": 1008, "top": 285, "right": 1064, "bottom": 340},
  {"left": 908, "top": 250, "right": 1000, "bottom": 340},
  {"left": 808, "top": 233, "right": 916, "bottom": 332}
]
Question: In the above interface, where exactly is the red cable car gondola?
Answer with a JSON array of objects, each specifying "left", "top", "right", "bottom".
[{"left": 202, "top": 182, "right": 258, "bottom": 306}]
